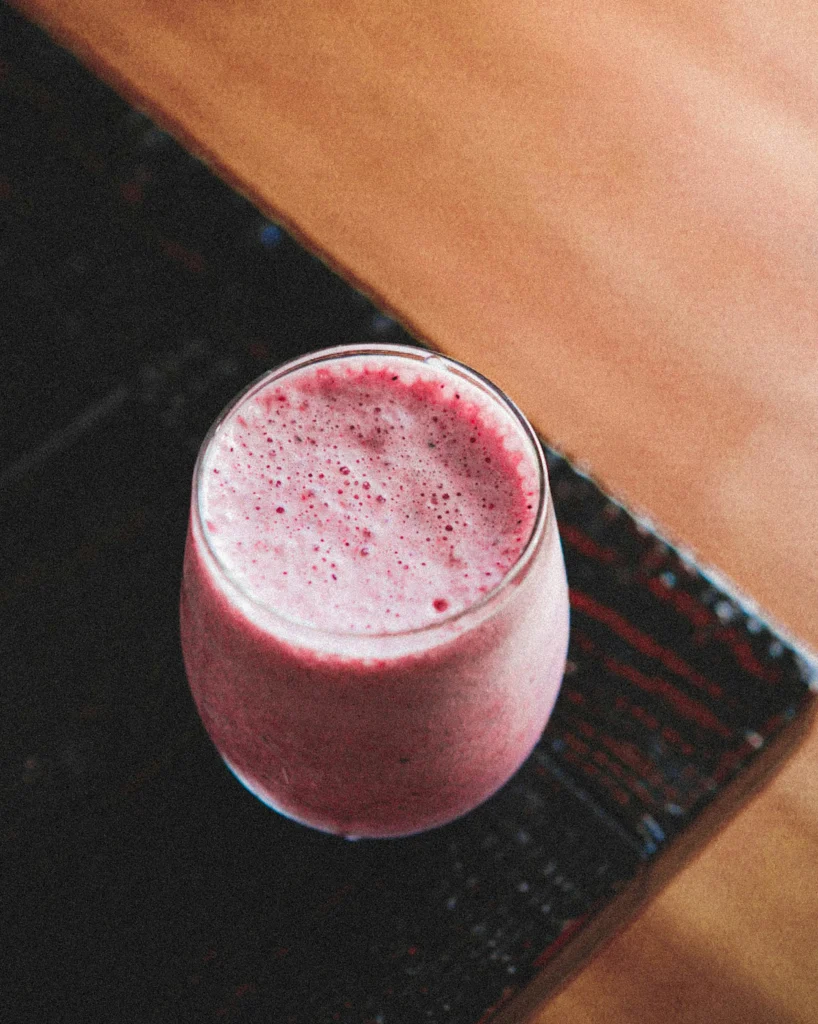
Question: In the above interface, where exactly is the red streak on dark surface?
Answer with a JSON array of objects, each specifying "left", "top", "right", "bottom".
[
  {"left": 719, "top": 626, "right": 782, "bottom": 684},
  {"left": 645, "top": 576, "right": 781, "bottom": 684},
  {"left": 712, "top": 747, "right": 745, "bottom": 785},
  {"left": 560, "top": 524, "right": 618, "bottom": 564},
  {"left": 560, "top": 746, "right": 631, "bottom": 806},
  {"left": 475, "top": 984, "right": 518, "bottom": 1024},
  {"left": 644, "top": 574, "right": 713, "bottom": 629},
  {"left": 603, "top": 654, "right": 733, "bottom": 739},
  {"left": 630, "top": 704, "right": 660, "bottom": 731},
  {"left": 661, "top": 725, "right": 695, "bottom": 757},
  {"left": 533, "top": 913, "right": 593, "bottom": 968},
  {"left": 601, "top": 735, "right": 662, "bottom": 783},
  {"left": 570, "top": 589, "right": 721, "bottom": 698}
]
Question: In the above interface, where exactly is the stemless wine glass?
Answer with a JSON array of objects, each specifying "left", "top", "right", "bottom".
[{"left": 180, "top": 344, "right": 569, "bottom": 838}]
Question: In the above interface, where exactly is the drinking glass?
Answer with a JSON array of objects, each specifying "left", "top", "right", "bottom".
[{"left": 180, "top": 344, "right": 570, "bottom": 838}]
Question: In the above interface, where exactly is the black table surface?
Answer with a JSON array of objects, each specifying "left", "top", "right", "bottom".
[{"left": 3, "top": 7, "right": 816, "bottom": 1023}]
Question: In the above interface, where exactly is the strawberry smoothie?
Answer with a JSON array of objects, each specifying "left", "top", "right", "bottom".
[{"left": 180, "top": 345, "right": 569, "bottom": 837}]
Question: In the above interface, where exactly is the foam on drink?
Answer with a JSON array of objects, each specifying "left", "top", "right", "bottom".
[{"left": 200, "top": 352, "right": 539, "bottom": 635}]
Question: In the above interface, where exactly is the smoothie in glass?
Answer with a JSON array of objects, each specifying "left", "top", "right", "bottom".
[{"left": 180, "top": 345, "right": 569, "bottom": 837}]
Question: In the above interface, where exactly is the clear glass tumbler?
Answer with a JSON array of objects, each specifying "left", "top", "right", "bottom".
[{"left": 180, "top": 344, "right": 569, "bottom": 838}]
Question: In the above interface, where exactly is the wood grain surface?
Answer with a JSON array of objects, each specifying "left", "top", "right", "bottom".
[{"left": 11, "top": 1, "right": 818, "bottom": 1021}]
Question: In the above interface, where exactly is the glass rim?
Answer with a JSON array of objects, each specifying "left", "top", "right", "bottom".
[{"left": 191, "top": 342, "right": 552, "bottom": 642}]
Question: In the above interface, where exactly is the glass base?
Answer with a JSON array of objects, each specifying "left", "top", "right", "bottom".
[{"left": 221, "top": 755, "right": 363, "bottom": 840}]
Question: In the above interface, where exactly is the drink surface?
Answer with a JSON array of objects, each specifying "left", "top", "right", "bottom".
[{"left": 200, "top": 352, "right": 540, "bottom": 634}]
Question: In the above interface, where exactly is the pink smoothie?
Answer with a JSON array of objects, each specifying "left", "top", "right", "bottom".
[{"left": 180, "top": 346, "right": 569, "bottom": 837}]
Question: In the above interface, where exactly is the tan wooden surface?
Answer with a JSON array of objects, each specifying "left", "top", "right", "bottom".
[{"left": 12, "top": 1, "right": 818, "bottom": 1020}]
